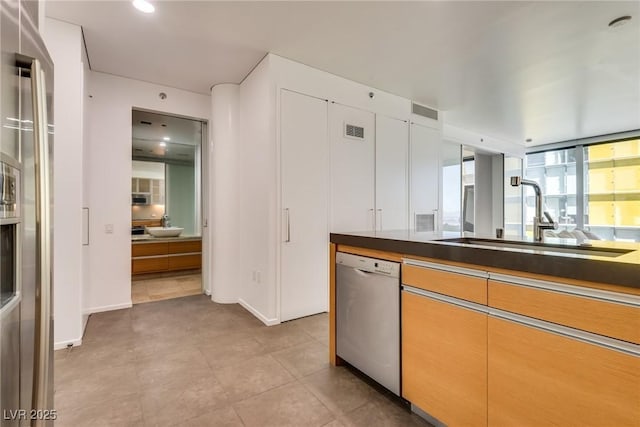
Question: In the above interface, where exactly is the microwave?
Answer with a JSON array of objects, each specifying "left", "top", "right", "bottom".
[
  {"left": 1, "top": 159, "right": 20, "bottom": 307},
  {"left": 132, "top": 193, "right": 150, "bottom": 205}
]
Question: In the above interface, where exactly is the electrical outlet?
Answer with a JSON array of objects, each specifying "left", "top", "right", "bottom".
[
  {"left": 105, "top": 224, "right": 114, "bottom": 234},
  {"left": 256, "top": 271, "right": 261, "bottom": 283}
]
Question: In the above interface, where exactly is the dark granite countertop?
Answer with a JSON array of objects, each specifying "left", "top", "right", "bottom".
[{"left": 330, "top": 230, "right": 640, "bottom": 289}]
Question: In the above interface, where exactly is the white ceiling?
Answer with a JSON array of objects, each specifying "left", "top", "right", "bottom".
[{"left": 46, "top": 1, "right": 640, "bottom": 147}]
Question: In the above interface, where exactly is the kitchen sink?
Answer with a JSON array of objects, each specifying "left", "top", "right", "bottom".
[
  {"left": 437, "top": 237, "right": 633, "bottom": 258},
  {"left": 146, "top": 226, "right": 184, "bottom": 237}
]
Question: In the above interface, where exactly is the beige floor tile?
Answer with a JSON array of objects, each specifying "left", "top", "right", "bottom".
[
  {"left": 140, "top": 374, "right": 229, "bottom": 427},
  {"left": 252, "top": 321, "right": 314, "bottom": 353},
  {"left": 54, "top": 365, "right": 140, "bottom": 412},
  {"left": 271, "top": 340, "right": 329, "bottom": 378},
  {"left": 342, "top": 394, "right": 432, "bottom": 427},
  {"left": 132, "top": 273, "right": 202, "bottom": 305},
  {"left": 214, "top": 354, "right": 295, "bottom": 401},
  {"left": 55, "top": 295, "right": 430, "bottom": 426},
  {"left": 54, "top": 394, "right": 144, "bottom": 427},
  {"left": 234, "top": 382, "right": 334, "bottom": 427},
  {"left": 199, "top": 335, "right": 267, "bottom": 370},
  {"left": 176, "top": 406, "right": 244, "bottom": 427},
  {"left": 301, "top": 367, "right": 376, "bottom": 416},
  {"left": 136, "top": 348, "right": 213, "bottom": 389}
]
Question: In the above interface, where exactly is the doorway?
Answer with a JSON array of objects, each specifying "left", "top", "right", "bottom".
[{"left": 130, "top": 109, "right": 205, "bottom": 304}]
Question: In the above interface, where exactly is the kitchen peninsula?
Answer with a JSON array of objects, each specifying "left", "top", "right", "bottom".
[{"left": 329, "top": 230, "right": 640, "bottom": 427}]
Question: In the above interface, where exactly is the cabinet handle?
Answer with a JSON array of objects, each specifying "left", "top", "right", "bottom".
[
  {"left": 403, "top": 258, "right": 488, "bottom": 279},
  {"left": 490, "top": 308, "right": 640, "bottom": 357},
  {"left": 489, "top": 273, "right": 640, "bottom": 307},
  {"left": 376, "top": 209, "right": 382, "bottom": 231},
  {"left": 403, "top": 285, "right": 489, "bottom": 314},
  {"left": 432, "top": 209, "right": 438, "bottom": 232},
  {"left": 369, "top": 208, "right": 375, "bottom": 231},
  {"left": 284, "top": 208, "right": 291, "bottom": 242}
]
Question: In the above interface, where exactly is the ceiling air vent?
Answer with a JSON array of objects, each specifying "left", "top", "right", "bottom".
[
  {"left": 140, "top": 120, "right": 153, "bottom": 125},
  {"left": 345, "top": 123, "right": 365, "bottom": 139},
  {"left": 412, "top": 103, "right": 438, "bottom": 121}
]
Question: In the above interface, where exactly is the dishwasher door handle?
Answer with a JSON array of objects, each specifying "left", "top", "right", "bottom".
[{"left": 354, "top": 268, "right": 373, "bottom": 275}]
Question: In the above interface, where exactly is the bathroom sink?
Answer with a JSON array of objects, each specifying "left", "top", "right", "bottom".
[
  {"left": 146, "top": 227, "right": 184, "bottom": 237},
  {"left": 437, "top": 238, "right": 632, "bottom": 258}
]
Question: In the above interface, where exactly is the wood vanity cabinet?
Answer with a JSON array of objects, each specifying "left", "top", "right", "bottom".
[
  {"left": 132, "top": 239, "right": 202, "bottom": 275},
  {"left": 401, "top": 260, "right": 489, "bottom": 427}
]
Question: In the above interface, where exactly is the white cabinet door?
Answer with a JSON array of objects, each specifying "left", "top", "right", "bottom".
[
  {"left": 280, "top": 90, "right": 328, "bottom": 321},
  {"left": 330, "top": 103, "right": 375, "bottom": 232},
  {"left": 410, "top": 123, "right": 441, "bottom": 231},
  {"left": 375, "top": 115, "right": 409, "bottom": 230}
]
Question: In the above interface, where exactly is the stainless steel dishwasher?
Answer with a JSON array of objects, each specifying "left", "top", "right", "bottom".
[{"left": 336, "top": 252, "right": 400, "bottom": 395}]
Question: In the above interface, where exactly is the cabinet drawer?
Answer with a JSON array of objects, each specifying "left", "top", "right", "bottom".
[
  {"left": 168, "top": 254, "right": 201, "bottom": 271},
  {"left": 168, "top": 240, "right": 201, "bottom": 254},
  {"left": 488, "top": 315, "right": 640, "bottom": 427},
  {"left": 488, "top": 279, "right": 640, "bottom": 344},
  {"left": 132, "top": 242, "right": 168, "bottom": 257},
  {"left": 132, "top": 257, "right": 168, "bottom": 274},
  {"left": 402, "top": 261, "right": 488, "bottom": 305},
  {"left": 402, "top": 290, "right": 487, "bottom": 427}
]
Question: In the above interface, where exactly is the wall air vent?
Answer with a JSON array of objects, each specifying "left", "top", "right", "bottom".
[
  {"left": 415, "top": 213, "right": 435, "bottom": 232},
  {"left": 345, "top": 123, "right": 365, "bottom": 139},
  {"left": 411, "top": 103, "right": 438, "bottom": 121},
  {"left": 140, "top": 120, "right": 153, "bottom": 125}
]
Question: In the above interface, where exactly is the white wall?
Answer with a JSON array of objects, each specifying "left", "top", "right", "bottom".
[
  {"left": 43, "top": 18, "right": 85, "bottom": 349},
  {"left": 236, "top": 57, "right": 279, "bottom": 324},
  {"left": 84, "top": 71, "right": 209, "bottom": 313}
]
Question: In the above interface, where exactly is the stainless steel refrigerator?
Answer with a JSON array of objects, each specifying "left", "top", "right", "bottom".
[{"left": 1, "top": 1, "right": 54, "bottom": 426}]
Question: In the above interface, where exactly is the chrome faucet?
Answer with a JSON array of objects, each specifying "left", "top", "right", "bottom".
[
  {"left": 161, "top": 213, "right": 171, "bottom": 228},
  {"left": 510, "top": 176, "right": 557, "bottom": 242}
]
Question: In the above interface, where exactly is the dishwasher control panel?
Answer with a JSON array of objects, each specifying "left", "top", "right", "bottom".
[{"left": 336, "top": 252, "right": 400, "bottom": 278}]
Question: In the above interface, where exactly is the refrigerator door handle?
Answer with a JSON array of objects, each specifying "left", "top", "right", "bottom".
[{"left": 29, "top": 57, "right": 53, "bottom": 416}]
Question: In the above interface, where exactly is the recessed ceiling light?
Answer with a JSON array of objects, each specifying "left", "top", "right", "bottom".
[
  {"left": 608, "top": 15, "right": 632, "bottom": 28},
  {"left": 159, "top": 142, "right": 167, "bottom": 147},
  {"left": 132, "top": 0, "right": 155, "bottom": 14},
  {"left": 163, "top": 136, "right": 170, "bottom": 141}
]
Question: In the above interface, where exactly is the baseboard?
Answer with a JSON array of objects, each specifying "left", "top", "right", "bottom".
[
  {"left": 83, "top": 301, "right": 132, "bottom": 315},
  {"left": 204, "top": 289, "right": 211, "bottom": 296},
  {"left": 238, "top": 298, "right": 279, "bottom": 326},
  {"left": 54, "top": 337, "right": 82, "bottom": 350},
  {"left": 82, "top": 314, "right": 89, "bottom": 333}
]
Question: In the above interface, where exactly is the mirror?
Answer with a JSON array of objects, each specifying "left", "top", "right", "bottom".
[
  {"left": 441, "top": 142, "right": 462, "bottom": 232},
  {"left": 131, "top": 110, "right": 202, "bottom": 236}
]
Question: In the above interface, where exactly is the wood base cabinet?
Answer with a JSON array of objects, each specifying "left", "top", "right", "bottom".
[
  {"left": 402, "top": 288, "right": 488, "bottom": 427},
  {"left": 488, "top": 314, "right": 640, "bottom": 427}
]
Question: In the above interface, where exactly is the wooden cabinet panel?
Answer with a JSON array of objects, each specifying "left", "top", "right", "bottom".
[
  {"left": 168, "top": 240, "right": 202, "bottom": 254},
  {"left": 402, "top": 264, "right": 487, "bottom": 304},
  {"left": 489, "top": 280, "right": 640, "bottom": 344},
  {"left": 488, "top": 316, "right": 640, "bottom": 427},
  {"left": 132, "top": 242, "right": 168, "bottom": 257},
  {"left": 402, "top": 291, "right": 487, "bottom": 427},
  {"left": 132, "top": 257, "right": 168, "bottom": 274},
  {"left": 168, "top": 254, "right": 201, "bottom": 271}
]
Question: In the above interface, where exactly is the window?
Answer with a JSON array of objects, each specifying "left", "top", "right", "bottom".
[{"left": 524, "top": 139, "right": 640, "bottom": 242}]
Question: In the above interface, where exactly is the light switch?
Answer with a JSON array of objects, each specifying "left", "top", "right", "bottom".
[{"left": 105, "top": 224, "right": 114, "bottom": 234}]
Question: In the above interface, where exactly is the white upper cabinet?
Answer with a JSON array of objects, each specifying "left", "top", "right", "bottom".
[
  {"left": 329, "top": 103, "right": 376, "bottom": 232},
  {"left": 410, "top": 123, "right": 441, "bottom": 231},
  {"left": 375, "top": 115, "right": 409, "bottom": 230},
  {"left": 280, "top": 90, "right": 329, "bottom": 321}
]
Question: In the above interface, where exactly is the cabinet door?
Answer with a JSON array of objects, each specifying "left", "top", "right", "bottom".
[
  {"left": 375, "top": 115, "right": 408, "bottom": 230},
  {"left": 329, "top": 103, "right": 375, "bottom": 232},
  {"left": 488, "top": 315, "right": 640, "bottom": 427},
  {"left": 409, "top": 123, "right": 441, "bottom": 231},
  {"left": 402, "top": 289, "right": 488, "bottom": 427},
  {"left": 280, "top": 90, "right": 329, "bottom": 321}
]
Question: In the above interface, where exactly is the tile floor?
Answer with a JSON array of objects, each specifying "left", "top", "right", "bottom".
[
  {"left": 54, "top": 295, "right": 431, "bottom": 427},
  {"left": 131, "top": 273, "right": 202, "bottom": 304}
]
